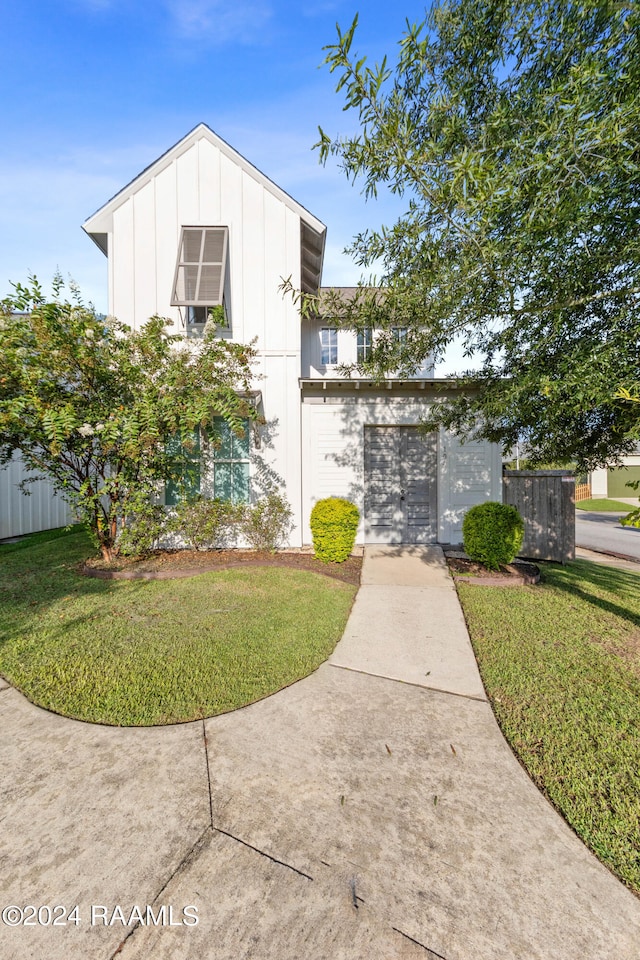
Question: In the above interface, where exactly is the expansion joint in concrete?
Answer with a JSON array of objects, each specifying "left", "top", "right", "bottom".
[
  {"left": 110, "top": 826, "right": 211, "bottom": 958},
  {"left": 202, "top": 719, "right": 214, "bottom": 828},
  {"left": 328, "top": 663, "right": 488, "bottom": 703},
  {"left": 212, "top": 826, "right": 314, "bottom": 881},
  {"left": 392, "top": 926, "right": 450, "bottom": 958}
]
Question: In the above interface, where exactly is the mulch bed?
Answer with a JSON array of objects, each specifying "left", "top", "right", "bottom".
[
  {"left": 81, "top": 549, "right": 363, "bottom": 586},
  {"left": 446, "top": 554, "right": 540, "bottom": 586}
]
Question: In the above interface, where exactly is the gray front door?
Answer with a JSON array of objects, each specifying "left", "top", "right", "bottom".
[{"left": 364, "top": 426, "right": 437, "bottom": 544}]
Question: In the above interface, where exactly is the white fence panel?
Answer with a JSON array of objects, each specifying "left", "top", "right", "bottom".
[{"left": 0, "top": 454, "right": 73, "bottom": 539}]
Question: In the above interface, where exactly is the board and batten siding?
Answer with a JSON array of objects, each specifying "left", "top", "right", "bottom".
[
  {"left": 0, "top": 454, "right": 74, "bottom": 540},
  {"left": 108, "top": 135, "right": 304, "bottom": 354},
  {"left": 301, "top": 399, "right": 501, "bottom": 544},
  {"left": 101, "top": 131, "right": 310, "bottom": 547},
  {"left": 439, "top": 434, "right": 503, "bottom": 543}
]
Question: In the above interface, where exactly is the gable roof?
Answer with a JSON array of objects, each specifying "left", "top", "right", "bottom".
[{"left": 82, "top": 123, "right": 326, "bottom": 292}]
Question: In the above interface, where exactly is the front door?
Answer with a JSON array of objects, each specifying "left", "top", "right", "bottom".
[{"left": 364, "top": 426, "right": 437, "bottom": 544}]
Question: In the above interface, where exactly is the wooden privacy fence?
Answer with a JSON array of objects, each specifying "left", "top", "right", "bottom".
[{"left": 503, "top": 470, "right": 575, "bottom": 564}]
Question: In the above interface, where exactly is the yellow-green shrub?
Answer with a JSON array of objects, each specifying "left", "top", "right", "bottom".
[{"left": 310, "top": 497, "right": 359, "bottom": 563}]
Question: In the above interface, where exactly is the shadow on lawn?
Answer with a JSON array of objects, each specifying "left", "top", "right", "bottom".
[
  {"left": 541, "top": 559, "right": 640, "bottom": 631},
  {"left": 0, "top": 528, "right": 154, "bottom": 649}
]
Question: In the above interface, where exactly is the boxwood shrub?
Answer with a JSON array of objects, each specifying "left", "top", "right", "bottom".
[
  {"left": 462, "top": 501, "right": 524, "bottom": 570},
  {"left": 310, "top": 497, "right": 359, "bottom": 563}
]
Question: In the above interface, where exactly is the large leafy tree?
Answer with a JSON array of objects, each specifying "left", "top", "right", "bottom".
[
  {"left": 0, "top": 278, "right": 257, "bottom": 560},
  {"left": 314, "top": 0, "right": 640, "bottom": 470}
]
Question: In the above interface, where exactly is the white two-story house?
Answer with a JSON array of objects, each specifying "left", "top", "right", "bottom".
[{"left": 82, "top": 123, "right": 501, "bottom": 546}]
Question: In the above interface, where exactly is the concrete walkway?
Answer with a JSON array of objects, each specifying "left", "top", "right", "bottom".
[{"left": 2, "top": 546, "right": 640, "bottom": 960}]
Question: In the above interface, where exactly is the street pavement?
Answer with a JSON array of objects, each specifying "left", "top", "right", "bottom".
[{"left": 575, "top": 505, "right": 640, "bottom": 561}]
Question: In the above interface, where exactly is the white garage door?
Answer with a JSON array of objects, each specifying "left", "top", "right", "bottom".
[{"left": 364, "top": 426, "right": 437, "bottom": 544}]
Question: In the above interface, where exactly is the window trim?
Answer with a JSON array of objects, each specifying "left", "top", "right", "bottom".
[
  {"left": 320, "top": 326, "right": 338, "bottom": 366},
  {"left": 211, "top": 416, "right": 250, "bottom": 504}
]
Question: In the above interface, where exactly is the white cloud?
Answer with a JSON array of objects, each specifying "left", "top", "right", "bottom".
[{"left": 164, "top": 0, "right": 273, "bottom": 45}]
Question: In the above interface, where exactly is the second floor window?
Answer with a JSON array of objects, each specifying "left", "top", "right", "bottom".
[
  {"left": 321, "top": 327, "right": 338, "bottom": 365},
  {"left": 357, "top": 328, "right": 372, "bottom": 362}
]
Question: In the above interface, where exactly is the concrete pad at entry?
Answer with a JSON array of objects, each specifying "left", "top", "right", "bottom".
[{"left": 361, "top": 545, "right": 453, "bottom": 587}]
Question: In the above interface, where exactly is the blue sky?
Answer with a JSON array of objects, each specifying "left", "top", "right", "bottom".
[{"left": 2, "top": 1, "right": 470, "bottom": 371}]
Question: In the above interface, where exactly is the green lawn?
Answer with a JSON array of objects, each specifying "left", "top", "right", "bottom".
[
  {"left": 457, "top": 560, "right": 640, "bottom": 894},
  {"left": 0, "top": 528, "right": 356, "bottom": 726},
  {"left": 576, "top": 498, "right": 634, "bottom": 512}
]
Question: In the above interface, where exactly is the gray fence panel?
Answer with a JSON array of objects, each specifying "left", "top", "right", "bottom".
[{"left": 503, "top": 470, "right": 575, "bottom": 563}]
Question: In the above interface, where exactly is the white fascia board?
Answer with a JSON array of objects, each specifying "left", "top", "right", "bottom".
[{"left": 82, "top": 123, "right": 326, "bottom": 247}]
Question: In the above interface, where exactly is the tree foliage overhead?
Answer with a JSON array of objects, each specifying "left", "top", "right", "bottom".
[
  {"left": 0, "top": 277, "right": 257, "bottom": 560},
  {"left": 316, "top": 0, "right": 640, "bottom": 469}
]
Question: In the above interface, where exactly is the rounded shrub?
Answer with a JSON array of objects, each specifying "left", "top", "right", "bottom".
[
  {"left": 310, "top": 497, "right": 359, "bottom": 563},
  {"left": 462, "top": 501, "right": 524, "bottom": 571}
]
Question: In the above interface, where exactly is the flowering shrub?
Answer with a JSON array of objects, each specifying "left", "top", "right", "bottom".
[{"left": 0, "top": 276, "right": 257, "bottom": 560}]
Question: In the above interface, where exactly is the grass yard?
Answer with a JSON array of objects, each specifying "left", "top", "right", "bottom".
[
  {"left": 457, "top": 560, "right": 640, "bottom": 894},
  {"left": 576, "top": 498, "right": 635, "bottom": 512},
  {"left": 0, "top": 527, "right": 356, "bottom": 726}
]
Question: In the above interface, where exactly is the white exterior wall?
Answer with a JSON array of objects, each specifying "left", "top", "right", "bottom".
[
  {"left": 301, "top": 398, "right": 501, "bottom": 545},
  {"left": 108, "top": 136, "right": 303, "bottom": 347},
  {"left": 301, "top": 319, "right": 434, "bottom": 379},
  {"left": 0, "top": 454, "right": 74, "bottom": 539},
  {"left": 590, "top": 467, "right": 609, "bottom": 498},
  {"left": 99, "top": 130, "right": 307, "bottom": 546}
]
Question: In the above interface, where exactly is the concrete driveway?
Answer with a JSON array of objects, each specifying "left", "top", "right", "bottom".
[{"left": 1, "top": 546, "right": 639, "bottom": 960}]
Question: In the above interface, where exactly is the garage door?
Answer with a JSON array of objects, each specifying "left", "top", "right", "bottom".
[{"left": 364, "top": 426, "right": 437, "bottom": 544}]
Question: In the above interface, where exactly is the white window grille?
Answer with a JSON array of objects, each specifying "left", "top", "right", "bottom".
[
  {"left": 357, "top": 328, "right": 372, "bottom": 362},
  {"left": 320, "top": 327, "right": 338, "bottom": 365}
]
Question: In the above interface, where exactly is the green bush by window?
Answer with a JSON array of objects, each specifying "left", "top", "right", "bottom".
[
  {"left": 462, "top": 501, "right": 524, "bottom": 570},
  {"left": 169, "top": 496, "right": 240, "bottom": 551},
  {"left": 240, "top": 492, "right": 293, "bottom": 552},
  {"left": 310, "top": 497, "right": 359, "bottom": 563}
]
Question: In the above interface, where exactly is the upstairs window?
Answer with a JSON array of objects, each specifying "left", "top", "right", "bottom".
[
  {"left": 172, "top": 227, "right": 229, "bottom": 332},
  {"left": 357, "top": 328, "right": 372, "bottom": 362},
  {"left": 320, "top": 327, "right": 338, "bottom": 365}
]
